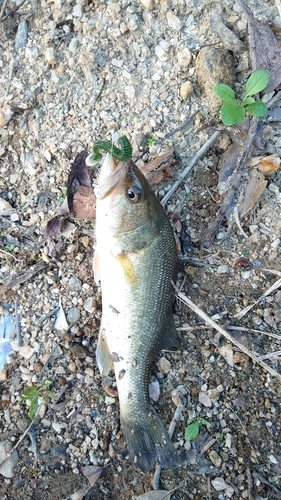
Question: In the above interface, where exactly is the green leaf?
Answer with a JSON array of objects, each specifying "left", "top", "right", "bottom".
[
  {"left": 29, "top": 398, "right": 39, "bottom": 421},
  {"left": 221, "top": 102, "right": 245, "bottom": 126},
  {"left": 214, "top": 84, "right": 235, "bottom": 102},
  {"left": 245, "top": 101, "right": 268, "bottom": 117},
  {"left": 197, "top": 417, "right": 210, "bottom": 426},
  {"left": 241, "top": 97, "right": 256, "bottom": 105},
  {"left": 185, "top": 422, "right": 199, "bottom": 440},
  {"left": 245, "top": 70, "right": 269, "bottom": 96}
]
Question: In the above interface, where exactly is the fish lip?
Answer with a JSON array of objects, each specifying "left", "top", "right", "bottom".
[{"left": 95, "top": 157, "right": 132, "bottom": 200}]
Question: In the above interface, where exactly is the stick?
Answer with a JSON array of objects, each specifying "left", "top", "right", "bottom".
[
  {"left": 161, "top": 130, "right": 221, "bottom": 206},
  {"left": 233, "top": 277, "right": 281, "bottom": 319},
  {"left": 14, "top": 300, "right": 23, "bottom": 347},
  {"left": 176, "top": 289, "right": 281, "bottom": 382},
  {"left": 203, "top": 118, "right": 258, "bottom": 248}
]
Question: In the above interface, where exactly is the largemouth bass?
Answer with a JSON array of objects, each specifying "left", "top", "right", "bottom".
[{"left": 94, "top": 153, "right": 181, "bottom": 471}]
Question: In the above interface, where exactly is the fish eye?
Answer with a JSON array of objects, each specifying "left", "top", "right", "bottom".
[{"left": 127, "top": 186, "right": 141, "bottom": 202}]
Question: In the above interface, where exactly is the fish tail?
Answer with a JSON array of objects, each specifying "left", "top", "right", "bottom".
[{"left": 121, "top": 406, "right": 181, "bottom": 472}]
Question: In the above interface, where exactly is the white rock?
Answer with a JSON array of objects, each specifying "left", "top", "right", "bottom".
[
  {"left": 19, "top": 346, "right": 35, "bottom": 360},
  {"left": 180, "top": 80, "right": 193, "bottom": 100},
  {"left": 0, "top": 442, "right": 19, "bottom": 478},
  {"left": 52, "top": 422, "right": 62, "bottom": 433},
  {"left": 167, "top": 10, "right": 183, "bottom": 30},
  {"left": 0, "top": 198, "right": 14, "bottom": 216},
  {"left": 177, "top": 47, "right": 192, "bottom": 67},
  {"left": 198, "top": 391, "right": 212, "bottom": 407},
  {"left": 149, "top": 380, "right": 160, "bottom": 401},
  {"left": 45, "top": 47, "right": 57, "bottom": 64},
  {"left": 218, "top": 343, "right": 233, "bottom": 366},
  {"left": 158, "top": 356, "right": 171, "bottom": 373},
  {"left": 217, "top": 264, "right": 229, "bottom": 273},
  {"left": 209, "top": 450, "right": 222, "bottom": 468},
  {"left": 73, "top": 3, "right": 82, "bottom": 17},
  {"left": 155, "top": 45, "right": 167, "bottom": 59},
  {"left": 211, "top": 477, "right": 227, "bottom": 491},
  {"left": 83, "top": 297, "right": 96, "bottom": 314}
]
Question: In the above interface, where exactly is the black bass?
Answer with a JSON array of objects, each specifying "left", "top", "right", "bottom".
[{"left": 94, "top": 153, "right": 181, "bottom": 471}]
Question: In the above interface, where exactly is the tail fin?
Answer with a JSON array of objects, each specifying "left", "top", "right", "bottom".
[{"left": 121, "top": 406, "right": 181, "bottom": 471}]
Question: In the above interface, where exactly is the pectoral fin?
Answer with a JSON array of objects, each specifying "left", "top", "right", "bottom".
[
  {"left": 96, "top": 326, "right": 112, "bottom": 375},
  {"left": 93, "top": 248, "right": 101, "bottom": 284},
  {"left": 159, "top": 313, "right": 182, "bottom": 350},
  {"left": 117, "top": 253, "right": 137, "bottom": 286}
]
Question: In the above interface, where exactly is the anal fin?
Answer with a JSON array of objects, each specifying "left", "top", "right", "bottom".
[{"left": 159, "top": 313, "right": 182, "bottom": 350}]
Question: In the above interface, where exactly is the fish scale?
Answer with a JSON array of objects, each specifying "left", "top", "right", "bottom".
[{"left": 94, "top": 153, "right": 182, "bottom": 471}]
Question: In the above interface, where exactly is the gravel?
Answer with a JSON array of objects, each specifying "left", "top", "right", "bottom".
[{"left": 0, "top": 0, "right": 281, "bottom": 499}]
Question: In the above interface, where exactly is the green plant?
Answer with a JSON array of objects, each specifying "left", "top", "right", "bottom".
[
  {"left": 185, "top": 415, "right": 210, "bottom": 441},
  {"left": 214, "top": 69, "right": 269, "bottom": 126},
  {"left": 147, "top": 136, "right": 157, "bottom": 146},
  {"left": 21, "top": 381, "right": 55, "bottom": 421},
  {"left": 59, "top": 188, "right": 67, "bottom": 203},
  {"left": 5, "top": 244, "right": 15, "bottom": 252}
]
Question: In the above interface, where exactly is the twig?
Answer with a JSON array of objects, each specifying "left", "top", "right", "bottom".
[
  {"left": 203, "top": 118, "right": 259, "bottom": 248},
  {"left": 247, "top": 468, "right": 254, "bottom": 500},
  {"left": 227, "top": 325, "right": 281, "bottom": 341},
  {"left": 258, "top": 350, "right": 281, "bottom": 361},
  {"left": 234, "top": 277, "right": 281, "bottom": 319},
  {"left": 3, "top": 0, "right": 27, "bottom": 19},
  {"left": 161, "top": 130, "right": 221, "bottom": 206},
  {"left": 164, "top": 111, "right": 198, "bottom": 139},
  {"left": 37, "top": 306, "right": 60, "bottom": 325},
  {"left": 14, "top": 300, "right": 23, "bottom": 347},
  {"left": 175, "top": 287, "right": 281, "bottom": 382},
  {"left": 152, "top": 393, "right": 186, "bottom": 490},
  {"left": 199, "top": 437, "right": 217, "bottom": 456}
]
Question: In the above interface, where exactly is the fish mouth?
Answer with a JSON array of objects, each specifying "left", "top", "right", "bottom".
[{"left": 95, "top": 154, "right": 131, "bottom": 201}]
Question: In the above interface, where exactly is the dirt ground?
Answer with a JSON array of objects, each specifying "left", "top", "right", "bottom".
[{"left": 0, "top": 0, "right": 281, "bottom": 499}]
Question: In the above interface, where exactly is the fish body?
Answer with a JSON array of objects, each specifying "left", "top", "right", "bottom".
[{"left": 94, "top": 154, "right": 181, "bottom": 471}]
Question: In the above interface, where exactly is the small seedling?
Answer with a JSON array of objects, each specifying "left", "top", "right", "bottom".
[
  {"left": 22, "top": 381, "right": 55, "bottom": 421},
  {"left": 5, "top": 244, "right": 15, "bottom": 252},
  {"left": 185, "top": 415, "right": 210, "bottom": 441},
  {"left": 214, "top": 69, "right": 269, "bottom": 126},
  {"left": 147, "top": 136, "right": 157, "bottom": 146},
  {"left": 59, "top": 188, "right": 67, "bottom": 203}
]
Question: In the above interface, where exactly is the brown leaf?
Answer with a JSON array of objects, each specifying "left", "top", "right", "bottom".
[
  {"left": 67, "top": 150, "right": 91, "bottom": 212},
  {"left": 238, "top": 169, "right": 267, "bottom": 218},
  {"left": 73, "top": 185, "right": 96, "bottom": 220},
  {"left": 233, "top": 352, "right": 249, "bottom": 366},
  {"left": 249, "top": 22, "right": 281, "bottom": 92},
  {"left": 218, "top": 132, "right": 244, "bottom": 187},
  {"left": 210, "top": 3, "right": 244, "bottom": 52},
  {"left": 140, "top": 149, "right": 177, "bottom": 188}
]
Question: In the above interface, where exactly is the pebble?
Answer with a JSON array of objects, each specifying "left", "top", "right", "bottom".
[
  {"left": 69, "top": 276, "right": 82, "bottom": 289},
  {"left": 67, "top": 307, "right": 81, "bottom": 323},
  {"left": 211, "top": 477, "right": 228, "bottom": 491},
  {"left": 217, "top": 265, "right": 229, "bottom": 274},
  {"left": 14, "top": 20, "right": 28, "bottom": 51},
  {"left": 158, "top": 357, "right": 171, "bottom": 374},
  {"left": 45, "top": 47, "right": 57, "bottom": 65},
  {"left": 167, "top": 10, "right": 183, "bottom": 30},
  {"left": 180, "top": 80, "right": 193, "bottom": 100},
  {"left": 177, "top": 47, "right": 192, "bottom": 68},
  {"left": 198, "top": 391, "right": 212, "bottom": 407},
  {"left": 0, "top": 442, "right": 19, "bottom": 478},
  {"left": 140, "top": 0, "right": 153, "bottom": 9},
  {"left": 19, "top": 346, "right": 35, "bottom": 360},
  {"left": 209, "top": 450, "right": 222, "bottom": 468},
  {"left": 149, "top": 380, "right": 160, "bottom": 401}
]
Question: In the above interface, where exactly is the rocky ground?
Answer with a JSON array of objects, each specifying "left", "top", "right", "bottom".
[{"left": 0, "top": 0, "right": 281, "bottom": 499}]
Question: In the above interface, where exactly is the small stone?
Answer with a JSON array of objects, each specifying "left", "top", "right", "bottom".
[
  {"left": 167, "top": 10, "right": 183, "bottom": 30},
  {"left": 69, "top": 275, "right": 82, "bottom": 289},
  {"left": 0, "top": 442, "right": 19, "bottom": 478},
  {"left": 15, "top": 20, "right": 28, "bottom": 51},
  {"left": 209, "top": 450, "right": 222, "bottom": 468},
  {"left": 180, "top": 80, "right": 193, "bottom": 100},
  {"left": 104, "top": 386, "right": 117, "bottom": 397},
  {"left": 158, "top": 357, "right": 171, "bottom": 374},
  {"left": 198, "top": 391, "right": 212, "bottom": 407},
  {"left": 177, "top": 47, "right": 192, "bottom": 68},
  {"left": 19, "top": 346, "right": 35, "bottom": 360},
  {"left": 45, "top": 47, "right": 57, "bottom": 65},
  {"left": 84, "top": 297, "right": 96, "bottom": 313},
  {"left": 155, "top": 45, "right": 167, "bottom": 60},
  {"left": 68, "top": 361, "right": 77, "bottom": 373},
  {"left": 69, "top": 38, "right": 79, "bottom": 52},
  {"left": 37, "top": 403, "right": 47, "bottom": 419},
  {"left": 211, "top": 477, "right": 227, "bottom": 491},
  {"left": 217, "top": 265, "right": 229, "bottom": 273},
  {"left": 73, "top": 4, "right": 82, "bottom": 16},
  {"left": 149, "top": 380, "right": 160, "bottom": 401},
  {"left": 67, "top": 307, "right": 81, "bottom": 323},
  {"left": 0, "top": 368, "right": 7, "bottom": 381},
  {"left": 52, "top": 422, "right": 62, "bottom": 433},
  {"left": 33, "top": 362, "right": 43, "bottom": 374},
  {"left": 140, "top": 0, "right": 153, "bottom": 9},
  {"left": 225, "top": 485, "right": 235, "bottom": 497},
  {"left": 10, "top": 213, "right": 19, "bottom": 222}
]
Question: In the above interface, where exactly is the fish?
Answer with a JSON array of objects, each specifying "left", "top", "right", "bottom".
[{"left": 94, "top": 153, "right": 181, "bottom": 471}]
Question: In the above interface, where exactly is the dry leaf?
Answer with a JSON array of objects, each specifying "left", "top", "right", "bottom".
[
  {"left": 141, "top": 149, "right": 177, "bottom": 187},
  {"left": 218, "top": 132, "right": 244, "bottom": 189},
  {"left": 81, "top": 465, "right": 103, "bottom": 486},
  {"left": 246, "top": 154, "right": 280, "bottom": 175},
  {"left": 67, "top": 149, "right": 92, "bottom": 212},
  {"left": 73, "top": 185, "right": 96, "bottom": 220},
  {"left": 136, "top": 491, "right": 172, "bottom": 500},
  {"left": 251, "top": 23, "right": 281, "bottom": 93},
  {"left": 233, "top": 352, "right": 249, "bottom": 366},
  {"left": 238, "top": 169, "right": 267, "bottom": 218}
]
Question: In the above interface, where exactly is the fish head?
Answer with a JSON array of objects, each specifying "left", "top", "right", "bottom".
[{"left": 95, "top": 154, "right": 161, "bottom": 253}]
